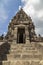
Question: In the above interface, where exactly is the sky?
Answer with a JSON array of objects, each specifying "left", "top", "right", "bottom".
[{"left": 0, "top": 0, "right": 43, "bottom": 36}]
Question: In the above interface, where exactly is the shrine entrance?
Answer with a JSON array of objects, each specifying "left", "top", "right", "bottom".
[{"left": 17, "top": 27, "right": 25, "bottom": 43}]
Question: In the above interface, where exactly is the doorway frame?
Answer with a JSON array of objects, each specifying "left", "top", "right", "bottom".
[{"left": 17, "top": 27, "right": 26, "bottom": 43}]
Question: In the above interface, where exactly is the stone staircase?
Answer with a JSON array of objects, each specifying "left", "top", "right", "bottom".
[
  {"left": 7, "top": 42, "right": 42, "bottom": 60},
  {"left": 1, "top": 42, "right": 43, "bottom": 65}
]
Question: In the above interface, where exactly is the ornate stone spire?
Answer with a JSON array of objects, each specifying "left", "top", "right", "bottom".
[{"left": 6, "top": 8, "right": 37, "bottom": 42}]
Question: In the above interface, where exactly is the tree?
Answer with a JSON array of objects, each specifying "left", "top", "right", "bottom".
[{"left": 0, "top": 34, "right": 4, "bottom": 40}]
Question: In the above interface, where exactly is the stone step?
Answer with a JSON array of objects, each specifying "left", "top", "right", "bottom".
[
  {"left": 10, "top": 44, "right": 36, "bottom": 48},
  {"left": 8, "top": 47, "right": 42, "bottom": 57},
  {"left": 9, "top": 49, "right": 37, "bottom": 54},
  {"left": 1, "top": 60, "right": 42, "bottom": 65},
  {"left": 10, "top": 46, "right": 37, "bottom": 53},
  {"left": 10, "top": 44, "right": 35, "bottom": 47},
  {"left": 9, "top": 47, "right": 38, "bottom": 51},
  {"left": 9, "top": 49, "right": 38, "bottom": 54},
  {"left": 10, "top": 43, "right": 34, "bottom": 47},
  {"left": 2, "top": 61, "right": 10, "bottom": 65},
  {"left": 7, "top": 53, "right": 42, "bottom": 60}
]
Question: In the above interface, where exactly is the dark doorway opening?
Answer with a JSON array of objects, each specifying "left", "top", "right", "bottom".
[
  {"left": 17, "top": 27, "right": 25, "bottom": 43},
  {"left": 19, "top": 33, "right": 23, "bottom": 43}
]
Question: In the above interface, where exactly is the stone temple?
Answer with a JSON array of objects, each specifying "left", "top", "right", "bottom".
[{"left": 0, "top": 8, "right": 43, "bottom": 65}]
